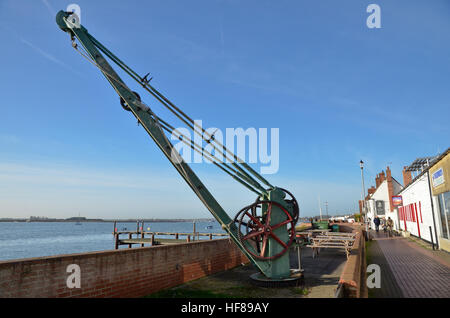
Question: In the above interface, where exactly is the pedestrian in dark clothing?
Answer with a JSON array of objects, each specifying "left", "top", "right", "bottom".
[{"left": 374, "top": 216, "right": 381, "bottom": 233}]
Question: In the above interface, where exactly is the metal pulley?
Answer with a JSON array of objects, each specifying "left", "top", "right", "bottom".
[{"left": 120, "top": 91, "right": 141, "bottom": 112}]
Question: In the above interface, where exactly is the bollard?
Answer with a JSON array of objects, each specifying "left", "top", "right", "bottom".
[
  {"left": 114, "top": 233, "right": 119, "bottom": 249},
  {"left": 297, "top": 244, "right": 302, "bottom": 271}
]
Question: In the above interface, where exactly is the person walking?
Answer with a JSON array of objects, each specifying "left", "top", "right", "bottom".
[
  {"left": 381, "top": 218, "right": 387, "bottom": 234},
  {"left": 374, "top": 216, "right": 381, "bottom": 233},
  {"left": 386, "top": 217, "right": 394, "bottom": 237}
]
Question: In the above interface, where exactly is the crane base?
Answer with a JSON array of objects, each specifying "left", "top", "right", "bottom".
[{"left": 250, "top": 269, "right": 304, "bottom": 288}]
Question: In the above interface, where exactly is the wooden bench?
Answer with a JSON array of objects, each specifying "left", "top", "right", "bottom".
[
  {"left": 296, "top": 229, "right": 330, "bottom": 238},
  {"left": 323, "top": 231, "right": 357, "bottom": 237},
  {"left": 307, "top": 233, "right": 356, "bottom": 259}
]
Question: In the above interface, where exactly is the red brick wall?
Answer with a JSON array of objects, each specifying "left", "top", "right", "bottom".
[
  {"left": 402, "top": 166, "right": 412, "bottom": 187},
  {"left": 0, "top": 239, "right": 248, "bottom": 298},
  {"left": 338, "top": 224, "right": 367, "bottom": 298},
  {"left": 386, "top": 166, "right": 394, "bottom": 212}
]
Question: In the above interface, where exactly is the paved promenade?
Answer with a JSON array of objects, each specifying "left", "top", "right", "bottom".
[
  {"left": 368, "top": 230, "right": 450, "bottom": 298},
  {"left": 147, "top": 246, "right": 347, "bottom": 298}
]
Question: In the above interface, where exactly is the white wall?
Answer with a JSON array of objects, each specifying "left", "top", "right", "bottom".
[
  {"left": 398, "top": 172, "right": 437, "bottom": 243},
  {"left": 366, "top": 180, "right": 402, "bottom": 230}
]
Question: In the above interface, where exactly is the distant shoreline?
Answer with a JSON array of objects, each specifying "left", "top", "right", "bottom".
[{"left": 0, "top": 218, "right": 216, "bottom": 223}]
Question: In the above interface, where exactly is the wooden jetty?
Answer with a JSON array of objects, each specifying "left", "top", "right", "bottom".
[{"left": 113, "top": 221, "right": 228, "bottom": 249}]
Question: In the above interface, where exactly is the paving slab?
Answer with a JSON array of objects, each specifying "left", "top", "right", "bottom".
[{"left": 368, "top": 230, "right": 450, "bottom": 298}]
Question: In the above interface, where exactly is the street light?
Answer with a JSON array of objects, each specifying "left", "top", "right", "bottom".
[
  {"left": 360, "top": 161, "right": 366, "bottom": 214},
  {"left": 360, "top": 160, "right": 369, "bottom": 238}
]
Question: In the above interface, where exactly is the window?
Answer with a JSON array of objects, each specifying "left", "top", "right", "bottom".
[{"left": 438, "top": 191, "right": 450, "bottom": 239}]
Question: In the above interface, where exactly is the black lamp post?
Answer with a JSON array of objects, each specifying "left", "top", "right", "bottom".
[
  {"left": 360, "top": 160, "right": 369, "bottom": 238},
  {"left": 360, "top": 160, "right": 366, "bottom": 216}
]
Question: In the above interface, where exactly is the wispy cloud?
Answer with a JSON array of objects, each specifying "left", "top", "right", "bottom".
[
  {"left": 20, "top": 37, "right": 82, "bottom": 76},
  {"left": 41, "top": 0, "right": 56, "bottom": 17}
]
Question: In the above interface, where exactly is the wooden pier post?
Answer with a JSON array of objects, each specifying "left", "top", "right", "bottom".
[
  {"left": 114, "top": 221, "right": 119, "bottom": 249},
  {"left": 128, "top": 232, "right": 132, "bottom": 248},
  {"left": 114, "top": 233, "right": 119, "bottom": 249},
  {"left": 141, "top": 221, "right": 145, "bottom": 247}
]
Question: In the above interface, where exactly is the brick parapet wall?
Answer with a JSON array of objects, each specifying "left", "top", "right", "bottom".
[
  {"left": 0, "top": 239, "right": 248, "bottom": 298},
  {"left": 337, "top": 224, "right": 367, "bottom": 298}
]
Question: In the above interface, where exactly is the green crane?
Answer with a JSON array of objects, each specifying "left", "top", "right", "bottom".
[{"left": 56, "top": 10, "right": 301, "bottom": 283}]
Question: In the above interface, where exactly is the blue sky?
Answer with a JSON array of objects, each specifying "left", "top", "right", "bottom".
[{"left": 0, "top": 0, "right": 449, "bottom": 219}]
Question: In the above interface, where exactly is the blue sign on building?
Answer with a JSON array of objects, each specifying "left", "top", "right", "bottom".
[{"left": 432, "top": 168, "right": 444, "bottom": 188}]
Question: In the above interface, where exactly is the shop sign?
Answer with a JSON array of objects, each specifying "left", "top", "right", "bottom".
[
  {"left": 432, "top": 168, "right": 445, "bottom": 188},
  {"left": 392, "top": 196, "right": 403, "bottom": 206}
]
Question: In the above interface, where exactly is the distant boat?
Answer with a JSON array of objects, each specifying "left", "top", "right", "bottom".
[{"left": 206, "top": 225, "right": 213, "bottom": 230}]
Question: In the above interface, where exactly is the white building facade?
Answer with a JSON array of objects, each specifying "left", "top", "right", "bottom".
[
  {"left": 361, "top": 149, "right": 450, "bottom": 252},
  {"left": 364, "top": 167, "right": 403, "bottom": 230},
  {"left": 397, "top": 172, "right": 437, "bottom": 243},
  {"left": 428, "top": 149, "right": 450, "bottom": 252}
]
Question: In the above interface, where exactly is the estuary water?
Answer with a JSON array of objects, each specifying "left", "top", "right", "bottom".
[{"left": 0, "top": 221, "right": 223, "bottom": 261}]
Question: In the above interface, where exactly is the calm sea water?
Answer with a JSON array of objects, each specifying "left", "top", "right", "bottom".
[{"left": 0, "top": 221, "right": 224, "bottom": 261}]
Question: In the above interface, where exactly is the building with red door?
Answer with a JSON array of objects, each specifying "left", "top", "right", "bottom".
[
  {"left": 358, "top": 148, "right": 450, "bottom": 252},
  {"left": 396, "top": 149, "right": 450, "bottom": 252}
]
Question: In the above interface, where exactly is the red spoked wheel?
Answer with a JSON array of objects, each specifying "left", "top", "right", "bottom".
[
  {"left": 233, "top": 203, "right": 263, "bottom": 255},
  {"left": 236, "top": 200, "right": 295, "bottom": 260}
]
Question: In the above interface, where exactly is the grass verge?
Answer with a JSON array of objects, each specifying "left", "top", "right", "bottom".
[{"left": 365, "top": 239, "right": 375, "bottom": 298}]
